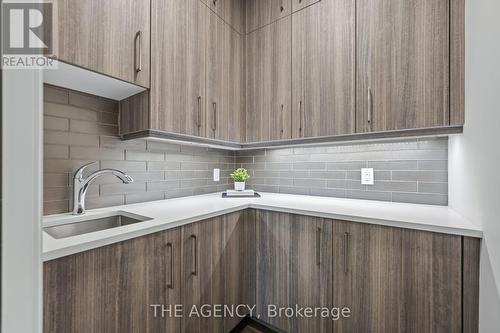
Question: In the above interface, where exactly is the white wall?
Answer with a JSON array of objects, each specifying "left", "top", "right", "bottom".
[
  {"left": 1, "top": 2, "right": 44, "bottom": 331},
  {"left": 448, "top": 0, "right": 500, "bottom": 331},
  {"left": 1, "top": 71, "right": 44, "bottom": 333}
]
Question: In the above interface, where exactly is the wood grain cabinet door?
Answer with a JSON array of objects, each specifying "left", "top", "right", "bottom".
[
  {"left": 43, "top": 228, "right": 182, "bottom": 333},
  {"left": 255, "top": 210, "right": 291, "bottom": 331},
  {"left": 224, "top": 25, "right": 245, "bottom": 142},
  {"left": 292, "top": 0, "right": 321, "bottom": 13},
  {"left": 222, "top": 0, "right": 246, "bottom": 34},
  {"left": 332, "top": 221, "right": 462, "bottom": 333},
  {"left": 181, "top": 216, "right": 226, "bottom": 333},
  {"left": 150, "top": 0, "right": 207, "bottom": 136},
  {"left": 245, "top": 0, "right": 291, "bottom": 33},
  {"left": 356, "top": 0, "right": 450, "bottom": 132},
  {"left": 206, "top": 0, "right": 224, "bottom": 16},
  {"left": 223, "top": 210, "right": 258, "bottom": 331},
  {"left": 181, "top": 211, "right": 254, "bottom": 333},
  {"left": 255, "top": 211, "right": 333, "bottom": 332},
  {"left": 206, "top": 11, "right": 226, "bottom": 140},
  {"left": 292, "top": 0, "right": 355, "bottom": 139},
  {"left": 246, "top": 17, "right": 292, "bottom": 143},
  {"left": 289, "top": 214, "right": 333, "bottom": 333},
  {"left": 55, "top": 0, "right": 150, "bottom": 87}
]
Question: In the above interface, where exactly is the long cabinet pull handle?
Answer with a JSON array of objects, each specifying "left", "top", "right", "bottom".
[
  {"left": 298, "top": 100, "right": 303, "bottom": 135},
  {"left": 190, "top": 235, "right": 198, "bottom": 276},
  {"left": 212, "top": 102, "right": 217, "bottom": 131},
  {"left": 280, "top": 104, "right": 285, "bottom": 136},
  {"left": 197, "top": 96, "right": 202, "bottom": 129},
  {"left": 167, "top": 242, "right": 174, "bottom": 289},
  {"left": 343, "top": 232, "right": 349, "bottom": 274},
  {"left": 134, "top": 31, "right": 142, "bottom": 73},
  {"left": 316, "top": 227, "right": 321, "bottom": 266},
  {"left": 367, "top": 87, "right": 372, "bottom": 126}
]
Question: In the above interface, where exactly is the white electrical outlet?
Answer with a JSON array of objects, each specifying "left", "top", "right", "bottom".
[
  {"left": 213, "top": 168, "right": 220, "bottom": 182},
  {"left": 361, "top": 168, "right": 374, "bottom": 185}
]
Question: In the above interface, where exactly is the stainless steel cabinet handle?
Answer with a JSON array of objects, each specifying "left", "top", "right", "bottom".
[
  {"left": 197, "top": 96, "right": 202, "bottom": 129},
  {"left": 212, "top": 102, "right": 217, "bottom": 131},
  {"left": 298, "top": 100, "right": 303, "bottom": 135},
  {"left": 167, "top": 242, "right": 174, "bottom": 289},
  {"left": 280, "top": 104, "right": 285, "bottom": 136},
  {"left": 190, "top": 235, "right": 198, "bottom": 276},
  {"left": 134, "top": 31, "right": 142, "bottom": 73},
  {"left": 316, "top": 227, "right": 321, "bottom": 266},
  {"left": 343, "top": 232, "right": 349, "bottom": 274},
  {"left": 367, "top": 87, "right": 372, "bottom": 126}
]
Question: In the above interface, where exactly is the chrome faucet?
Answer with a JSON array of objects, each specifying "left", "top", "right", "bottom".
[{"left": 72, "top": 162, "right": 134, "bottom": 215}]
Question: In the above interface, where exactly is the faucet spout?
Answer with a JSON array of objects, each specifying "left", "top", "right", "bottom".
[{"left": 72, "top": 163, "right": 134, "bottom": 215}]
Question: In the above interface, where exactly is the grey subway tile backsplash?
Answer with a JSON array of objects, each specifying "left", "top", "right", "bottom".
[
  {"left": 392, "top": 171, "right": 448, "bottom": 182},
  {"left": 44, "top": 116, "right": 70, "bottom": 131},
  {"left": 45, "top": 102, "right": 99, "bottom": 121},
  {"left": 44, "top": 144, "right": 70, "bottom": 160},
  {"left": 43, "top": 85, "right": 450, "bottom": 214},
  {"left": 237, "top": 137, "right": 449, "bottom": 206},
  {"left": 43, "top": 85, "right": 234, "bottom": 215},
  {"left": 418, "top": 182, "right": 448, "bottom": 195},
  {"left": 392, "top": 192, "right": 448, "bottom": 206}
]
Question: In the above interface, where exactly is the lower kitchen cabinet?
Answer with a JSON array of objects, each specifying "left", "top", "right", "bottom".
[
  {"left": 255, "top": 210, "right": 333, "bottom": 333},
  {"left": 332, "top": 221, "right": 466, "bottom": 333},
  {"left": 181, "top": 211, "right": 256, "bottom": 332},
  {"left": 43, "top": 227, "right": 182, "bottom": 333},
  {"left": 224, "top": 209, "right": 258, "bottom": 331},
  {"left": 181, "top": 215, "right": 226, "bottom": 332},
  {"left": 44, "top": 210, "right": 479, "bottom": 333}
]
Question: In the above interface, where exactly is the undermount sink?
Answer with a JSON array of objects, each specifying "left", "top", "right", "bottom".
[{"left": 44, "top": 213, "right": 153, "bottom": 239}]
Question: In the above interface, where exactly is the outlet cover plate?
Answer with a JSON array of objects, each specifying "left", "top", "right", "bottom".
[
  {"left": 213, "top": 168, "right": 220, "bottom": 182},
  {"left": 361, "top": 168, "right": 374, "bottom": 185}
]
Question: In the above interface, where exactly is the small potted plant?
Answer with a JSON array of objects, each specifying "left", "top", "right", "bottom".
[{"left": 230, "top": 168, "right": 250, "bottom": 191}]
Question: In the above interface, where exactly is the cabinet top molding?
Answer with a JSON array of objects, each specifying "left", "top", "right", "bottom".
[{"left": 121, "top": 126, "right": 463, "bottom": 151}]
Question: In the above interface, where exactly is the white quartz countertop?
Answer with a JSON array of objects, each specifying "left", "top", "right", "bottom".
[{"left": 43, "top": 192, "right": 482, "bottom": 261}]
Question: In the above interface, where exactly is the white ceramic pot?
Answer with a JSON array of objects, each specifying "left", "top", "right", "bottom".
[{"left": 234, "top": 182, "right": 245, "bottom": 191}]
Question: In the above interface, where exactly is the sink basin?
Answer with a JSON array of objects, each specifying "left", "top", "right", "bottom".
[{"left": 44, "top": 213, "right": 153, "bottom": 239}]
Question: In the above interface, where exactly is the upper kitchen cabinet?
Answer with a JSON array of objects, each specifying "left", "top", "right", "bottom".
[
  {"left": 201, "top": 0, "right": 245, "bottom": 34},
  {"left": 292, "top": 0, "right": 355, "bottom": 139},
  {"left": 55, "top": 0, "right": 150, "bottom": 88},
  {"left": 206, "top": 11, "right": 244, "bottom": 142},
  {"left": 206, "top": 12, "right": 227, "bottom": 141},
  {"left": 150, "top": 0, "right": 207, "bottom": 137},
  {"left": 222, "top": 0, "right": 246, "bottom": 34},
  {"left": 356, "top": 0, "right": 450, "bottom": 132},
  {"left": 204, "top": 0, "right": 224, "bottom": 16},
  {"left": 224, "top": 26, "right": 245, "bottom": 142},
  {"left": 117, "top": 0, "right": 464, "bottom": 148},
  {"left": 246, "top": 16, "right": 292, "bottom": 142},
  {"left": 245, "top": 0, "right": 291, "bottom": 33},
  {"left": 292, "top": 0, "right": 321, "bottom": 13}
]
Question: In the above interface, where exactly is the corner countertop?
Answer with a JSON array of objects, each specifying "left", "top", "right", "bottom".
[{"left": 43, "top": 192, "right": 482, "bottom": 261}]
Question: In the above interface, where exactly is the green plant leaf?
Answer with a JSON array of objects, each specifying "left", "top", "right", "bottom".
[{"left": 230, "top": 168, "right": 250, "bottom": 182}]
